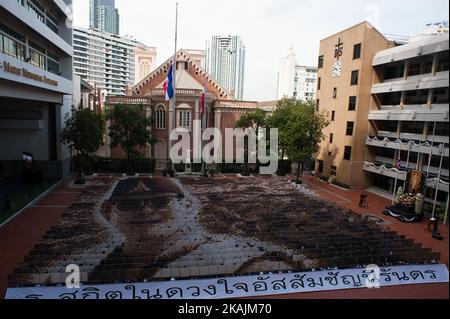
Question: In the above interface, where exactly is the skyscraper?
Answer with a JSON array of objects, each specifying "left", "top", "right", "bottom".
[
  {"left": 206, "top": 35, "right": 246, "bottom": 100},
  {"left": 90, "top": 0, "right": 120, "bottom": 35}
]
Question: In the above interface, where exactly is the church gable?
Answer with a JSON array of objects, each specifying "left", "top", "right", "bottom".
[{"left": 132, "top": 49, "right": 230, "bottom": 99}]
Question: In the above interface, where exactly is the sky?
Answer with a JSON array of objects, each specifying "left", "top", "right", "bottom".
[{"left": 73, "top": 0, "right": 449, "bottom": 101}]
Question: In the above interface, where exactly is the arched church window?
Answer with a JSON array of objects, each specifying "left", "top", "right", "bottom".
[
  {"left": 156, "top": 104, "right": 166, "bottom": 129},
  {"left": 140, "top": 60, "right": 151, "bottom": 79}
]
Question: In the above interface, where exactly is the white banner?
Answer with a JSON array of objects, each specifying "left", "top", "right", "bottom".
[{"left": 5, "top": 264, "right": 449, "bottom": 299}]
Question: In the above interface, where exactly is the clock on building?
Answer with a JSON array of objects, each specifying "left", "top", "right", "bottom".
[{"left": 332, "top": 61, "right": 342, "bottom": 77}]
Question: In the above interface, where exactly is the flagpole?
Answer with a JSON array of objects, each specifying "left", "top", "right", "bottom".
[
  {"left": 392, "top": 149, "right": 401, "bottom": 205},
  {"left": 403, "top": 140, "right": 412, "bottom": 190},
  {"left": 431, "top": 144, "right": 444, "bottom": 220},
  {"left": 171, "top": 2, "right": 179, "bottom": 170},
  {"left": 425, "top": 121, "right": 437, "bottom": 185}
]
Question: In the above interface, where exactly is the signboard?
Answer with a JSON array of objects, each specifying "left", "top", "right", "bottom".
[
  {"left": 1, "top": 61, "right": 58, "bottom": 86},
  {"left": 5, "top": 264, "right": 449, "bottom": 300}
]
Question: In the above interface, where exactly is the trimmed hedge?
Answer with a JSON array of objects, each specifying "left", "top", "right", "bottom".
[
  {"left": 174, "top": 163, "right": 203, "bottom": 173},
  {"left": 73, "top": 156, "right": 155, "bottom": 174}
]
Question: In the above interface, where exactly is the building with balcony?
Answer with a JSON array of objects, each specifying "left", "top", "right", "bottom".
[
  {"left": 365, "top": 30, "right": 449, "bottom": 206},
  {"left": 277, "top": 48, "right": 318, "bottom": 102},
  {"left": 0, "top": 0, "right": 74, "bottom": 181}
]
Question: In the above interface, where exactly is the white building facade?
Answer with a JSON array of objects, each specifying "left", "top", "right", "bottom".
[
  {"left": 73, "top": 27, "right": 137, "bottom": 96},
  {"left": 206, "top": 35, "right": 246, "bottom": 100},
  {"left": 364, "top": 30, "right": 449, "bottom": 209},
  {"left": 0, "top": 0, "right": 74, "bottom": 180},
  {"left": 134, "top": 45, "right": 157, "bottom": 84},
  {"left": 277, "top": 48, "right": 317, "bottom": 101}
]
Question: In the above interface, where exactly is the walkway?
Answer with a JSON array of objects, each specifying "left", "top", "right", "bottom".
[{"left": 0, "top": 178, "right": 81, "bottom": 298}]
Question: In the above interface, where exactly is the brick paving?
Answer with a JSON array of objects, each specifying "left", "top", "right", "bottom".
[{"left": 0, "top": 179, "right": 80, "bottom": 298}]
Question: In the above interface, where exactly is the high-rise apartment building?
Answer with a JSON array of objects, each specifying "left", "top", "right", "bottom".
[
  {"left": 73, "top": 27, "right": 138, "bottom": 96},
  {"left": 90, "top": 0, "right": 119, "bottom": 35},
  {"left": 206, "top": 35, "right": 246, "bottom": 100},
  {"left": 0, "top": 0, "right": 74, "bottom": 180},
  {"left": 277, "top": 48, "right": 317, "bottom": 101}
]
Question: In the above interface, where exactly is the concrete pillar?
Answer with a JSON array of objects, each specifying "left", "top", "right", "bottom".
[
  {"left": 427, "top": 89, "right": 433, "bottom": 110},
  {"left": 195, "top": 99, "right": 200, "bottom": 120},
  {"left": 431, "top": 54, "right": 439, "bottom": 76},
  {"left": 214, "top": 110, "right": 221, "bottom": 129},
  {"left": 403, "top": 60, "right": 409, "bottom": 80}
]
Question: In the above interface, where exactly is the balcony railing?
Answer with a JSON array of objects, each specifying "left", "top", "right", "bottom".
[
  {"left": 106, "top": 96, "right": 152, "bottom": 106},
  {"left": 363, "top": 161, "right": 407, "bottom": 181},
  {"left": 426, "top": 178, "right": 450, "bottom": 193},
  {"left": 368, "top": 107, "right": 449, "bottom": 122},
  {"left": 366, "top": 136, "right": 449, "bottom": 157}
]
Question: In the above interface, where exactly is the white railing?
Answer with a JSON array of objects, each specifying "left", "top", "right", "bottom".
[
  {"left": 366, "top": 136, "right": 449, "bottom": 157},
  {"left": 363, "top": 161, "right": 407, "bottom": 181}
]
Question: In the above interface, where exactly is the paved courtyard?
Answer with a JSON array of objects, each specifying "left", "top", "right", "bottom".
[{"left": 0, "top": 174, "right": 448, "bottom": 299}]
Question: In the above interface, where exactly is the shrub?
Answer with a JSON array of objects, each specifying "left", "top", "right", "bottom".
[
  {"left": 73, "top": 156, "right": 155, "bottom": 174},
  {"left": 277, "top": 160, "right": 292, "bottom": 176}
]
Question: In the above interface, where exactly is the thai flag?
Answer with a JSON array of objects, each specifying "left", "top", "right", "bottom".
[
  {"left": 395, "top": 158, "right": 402, "bottom": 170},
  {"left": 164, "top": 64, "right": 174, "bottom": 101},
  {"left": 200, "top": 78, "right": 206, "bottom": 117}
]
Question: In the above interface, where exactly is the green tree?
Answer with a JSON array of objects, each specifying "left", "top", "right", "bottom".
[
  {"left": 62, "top": 105, "right": 105, "bottom": 180},
  {"left": 107, "top": 104, "right": 154, "bottom": 174},
  {"left": 280, "top": 99, "right": 329, "bottom": 181},
  {"left": 267, "top": 98, "right": 296, "bottom": 160},
  {"left": 235, "top": 109, "right": 268, "bottom": 173}
]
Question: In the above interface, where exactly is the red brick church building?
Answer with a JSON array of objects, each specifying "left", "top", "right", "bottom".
[{"left": 105, "top": 49, "right": 275, "bottom": 165}]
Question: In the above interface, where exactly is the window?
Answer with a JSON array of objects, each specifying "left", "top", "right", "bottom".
[
  {"left": 351, "top": 70, "right": 359, "bottom": 85},
  {"left": 329, "top": 133, "right": 334, "bottom": 144},
  {"left": 375, "top": 120, "right": 399, "bottom": 132},
  {"left": 29, "top": 41, "right": 46, "bottom": 70},
  {"left": 436, "top": 53, "right": 449, "bottom": 72},
  {"left": 404, "top": 89, "right": 429, "bottom": 105},
  {"left": 332, "top": 87, "right": 337, "bottom": 99},
  {"left": 346, "top": 122, "right": 354, "bottom": 136},
  {"left": 316, "top": 99, "right": 320, "bottom": 111},
  {"left": 317, "top": 77, "right": 321, "bottom": 90},
  {"left": 330, "top": 166, "right": 337, "bottom": 176},
  {"left": 401, "top": 121, "right": 425, "bottom": 135},
  {"left": 348, "top": 96, "right": 357, "bottom": 111},
  {"left": 408, "top": 62, "right": 421, "bottom": 76},
  {"left": 384, "top": 63, "right": 405, "bottom": 80},
  {"left": 156, "top": 105, "right": 166, "bottom": 129},
  {"left": 379, "top": 92, "right": 402, "bottom": 105},
  {"left": 344, "top": 146, "right": 352, "bottom": 161},
  {"left": 331, "top": 111, "right": 335, "bottom": 121},
  {"left": 0, "top": 22, "right": 26, "bottom": 61},
  {"left": 432, "top": 88, "right": 449, "bottom": 104},
  {"left": 353, "top": 43, "right": 361, "bottom": 60},
  {"left": 178, "top": 110, "right": 191, "bottom": 129},
  {"left": 317, "top": 160, "right": 324, "bottom": 174},
  {"left": 318, "top": 55, "right": 324, "bottom": 68}
]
